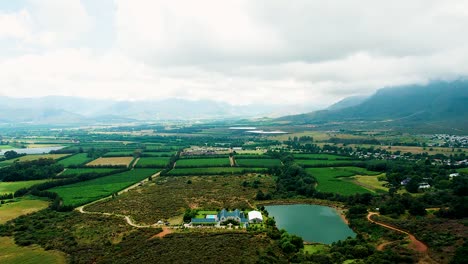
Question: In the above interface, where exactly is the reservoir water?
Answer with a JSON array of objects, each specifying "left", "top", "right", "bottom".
[
  {"left": 0, "top": 146, "right": 64, "bottom": 155},
  {"left": 265, "top": 204, "right": 355, "bottom": 244}
]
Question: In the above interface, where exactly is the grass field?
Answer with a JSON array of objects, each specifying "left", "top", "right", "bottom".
[
  {"left": 0, "top": 236, "right": 66, "bottom": 264},
  {"left": 306, "top": 167, "right": 373, "bottom": 195},
  {"left": 303, "top": 244, "right": 329, "bottom": 254},
  {"left": 0, "top": 197, "right": 49, "bottom": 224},
  {"left": 167, "top": 167, "right": 267, "bottom": 176},
  {"left": 57, "top": 153, "right": 92, "bottom": 167},
  {"left": 236, "top": 158, "right": 282, "bottom": 168},
  {"left": 296, "top": 159, "right": 356, "bottom": 167},
  {"left": 49, "top": 168, "right": 157, "bottom": 206},
  {"left": 293, "top": 153, "right": 352, "bottom": 160},
  {"left": 141, "top": 151, "right": 175, "bottom": 157},
  {"left": 135, "top": 157, "right": 170, "bottom": 168},
  {"left": 86, "top": 157, "right": 134, "bottom": 167},
  {"left": 353, "top": 174, "right": 388, "bottom": 193},
  {"left": 176, "top": 158, "right": 230, "bottom": 168},
  {"left": 457, "top": 168, "right": 468, "bottom": 173},
  {"left": 0, "top": 180, "right": 51, "bottom": 195},
  {"left": 0, "top": 145, "right": 14, "bottom": 149},
  {"left": 87, "top": 174, "right": 276, "bottom": 224},
  {"left": 58, "top": 168, "right": 120, "bottom": 177}
]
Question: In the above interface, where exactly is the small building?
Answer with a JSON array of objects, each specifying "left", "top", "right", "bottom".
[
  {"left": 449, "top": 173, "right": 460, "bottom": 179},
  {"left": 418, "top": 183, "right": 431, "bottom": 189},
  {"left": 248, "top": 211, "right": 263, "bottom": 223}
]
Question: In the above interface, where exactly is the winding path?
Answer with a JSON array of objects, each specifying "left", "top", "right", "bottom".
[
  {"left": 367, "top": 212, "right": 427, "bottom": 252},
  {"left": 76, "top": 171, "right": 166, "bottom": 231}
]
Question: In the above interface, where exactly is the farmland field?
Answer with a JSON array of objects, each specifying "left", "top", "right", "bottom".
[
  {"left": 86, "top": 157, "right": 134, "bottom": 167},
  {"left": 167, "top": 167, "right": 267, "bottom": 176},
  {"left": 103, "top": 151, "right": 135, "bottom": 157},
  {"left": 176, "top": 158, "right": 230, "bottom": 167},
  {"left": 49, "top": 168, "right": 157, "bottom": 206},
  {"left": 2, "top": 154, "right": 70, "bottom": 164},
  {"left": 296, "top": 159, "right": 355, "bottom": 167},
  {"left": 305, "top": 167, "right": 372, "bottom": 195},
  {"left": 236, "top": 158, "right": 282, "bottom": 168},
  {"left": 293, "top": 153, "right": 352, "bottom": 160},
  {"left": 0, "top": 197, "right": 49, "bottom": 224},
  {"left": 0, "top": 180, "right": 51, "bottom": 195},
  {"left": 57, "top": 153, "right": 92, "bottom": 167},
  {"left": 87, "top": 174, "right": 276, "bottom": 224},
  {"left": 58, "top": 168, "right": 121, "bottom": 177},
  {"left": 135, "top": 157, "right": 170, "bottom": 168},
  {"left": 141, "top": 151, "right": 175, "bottom": 157},
  {"left": 0, "top": 236, "right": 66, "bottom": 264}
]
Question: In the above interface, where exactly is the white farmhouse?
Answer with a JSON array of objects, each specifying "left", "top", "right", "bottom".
[{"left": 248, "top": 211, "right": 263, "bottom": 223}]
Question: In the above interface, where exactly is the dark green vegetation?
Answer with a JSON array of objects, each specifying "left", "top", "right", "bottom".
[
  {"left": 176, "top": 157, "right": 230, "bottom": 167},
  {"left": 236, "top": 158, "right": 282, "bottom": 168},
  {"left": 0, "top": 159, "right": 63, "bottom": 182},
  {"left": 166, "top": 167, "right": 267, "bottom": 176},
  {"left": 58, "top": 168, "right": 121, "bottom": 178}
]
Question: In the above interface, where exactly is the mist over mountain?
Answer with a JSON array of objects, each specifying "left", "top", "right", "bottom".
[
  {"left": 280, "top": 80, "right": 468, "bottom": 131},
  {"left": 0, "top": 96, "right": 319, "bottom": 124},
  {"left": 326, "top": 95, "right": 369, "bottom": 111}
]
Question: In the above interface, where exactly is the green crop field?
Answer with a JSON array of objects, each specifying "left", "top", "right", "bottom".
[
  {"left": 49, "top": 168, "right": 158, "bottom": 206},
  {"left": 293, "top": 153, "right": 352, "bottom": 160},
  {"left": 306, "top": 167, "right": 372, "bottom": 195},
  {"left": 57, "top": 153, "right": 93, "bottom": 167},
  {"left": 141, "top": 151, "right": 175, "bottom": 157},
  {"left": 167, "top": 167, "right": 267, "bottom": 176},
  {"left": 0, "top": 145, "right": 14, "bottom": 149},
  {"left": 176, "top": 158, "right": 230, "bottom": 167},
  {"left": 135, "top": 157, "right": 170, "bottom": 168},
  {"left": 236, "top": 158, "right": 282, "bottom": 168},
  {"left": 0, "top": 236, "right": 66, "bottom": 264},
  {"left": 103, "top": 151, "right": 135, "bottom": 157},
  {"left": 296, "top": 159, "right": 355, "bottom": 167},
  {"left": 457, "top": 168, "right": 468, "bottom": 173},
  {"left": 58, "top": 168, "right": 121, "bottom": 177},
  {"left": 0, "top": 180, "right": 51, "bottom": 195}
]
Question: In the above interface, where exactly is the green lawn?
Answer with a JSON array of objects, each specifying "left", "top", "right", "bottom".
[
  {"left": 57, "top": 153, "right": 93, "bottom": 167},
  {"left": 236, "top": 158, "right": 282, "bottom": 168},
  {"left": 49, "top": 168, "right": 158, "bottom": 206},
  {"left": 306, "top": 167, "right": 372, "bottom": 195},
  {"left": 293, "top": 153, "right": 352, "bottom": 160},
  {"left": 176, "top": 158, "right": 230, "bottom": 168},
  {"left": 0, "top": 180, "right": 51, "bottom": 195},
  {"left": 303, "top": 244, "right": 329, "bottom": 254},
  {"left": 0, "top": 236, "right": 66, "bottom": 264},
  {"left": 167, "top": 167, "right": 267, "bottom": 176},
  {"left": 135, "top": 157, "right": 170, "bottom": 168},
  {"left": 457, "top": 168, "right": 468, "bottom": 173}
]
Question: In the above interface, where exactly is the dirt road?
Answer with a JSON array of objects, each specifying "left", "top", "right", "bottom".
[{"left": 367, "top": 212, "right": 427, "bottom": 252}]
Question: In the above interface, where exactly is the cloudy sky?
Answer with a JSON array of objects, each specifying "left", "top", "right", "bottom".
[{"left": 1, "top": 0, "right": 468, "bottom": 107}]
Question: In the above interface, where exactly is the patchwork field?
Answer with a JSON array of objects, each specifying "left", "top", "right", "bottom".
[
  {"left": 135, "top": 157, "right": 170, "bottom": 168},
  {"left": 176, "top": 158, "right": 230, "bottom": 168},
  {"left": 86, "top": 157, "right": 134, "bottom": 167},
  {"left": 0, "top": 236, "right": 66, "bottom": 264},
  {"left": 49, "top": 168, "right": 157, "bottom": 206},
  {"left": 87, "top": 174, "right": 275, "bottom": 224},
  {"left": 305, "top": 167, "right": 374, "bottom": 195},
  {"left": 57, "top": 153, "right": 93, "bottom": 167},
  {"left": 0, "top": 197, "right": 49, "bottom": 224},
  {"left": 0, "top": 180, "right": 51, "bottom": 195},
  {"left": 167, "top": 167, "right": 267, "bottom": 176},
  {"left": 236, "top": 158, "right": 282, "bottom": 168}
]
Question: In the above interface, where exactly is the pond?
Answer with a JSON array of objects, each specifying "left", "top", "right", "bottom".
[{"left": 265, "top": 204, "right": 355, "bottom": 244}]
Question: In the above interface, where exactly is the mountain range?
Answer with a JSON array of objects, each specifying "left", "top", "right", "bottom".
[{"left": 280, "top": 80, "right": 468, "bottom": 132}]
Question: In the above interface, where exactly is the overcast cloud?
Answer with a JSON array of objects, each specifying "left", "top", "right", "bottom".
[{"left": 0, "top": 0, "right": 467, "bottom": 106}]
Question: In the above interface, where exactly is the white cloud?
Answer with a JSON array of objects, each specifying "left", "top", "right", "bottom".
[{"left": 1, "top": 0, "right": 468, "bottom": 108}]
